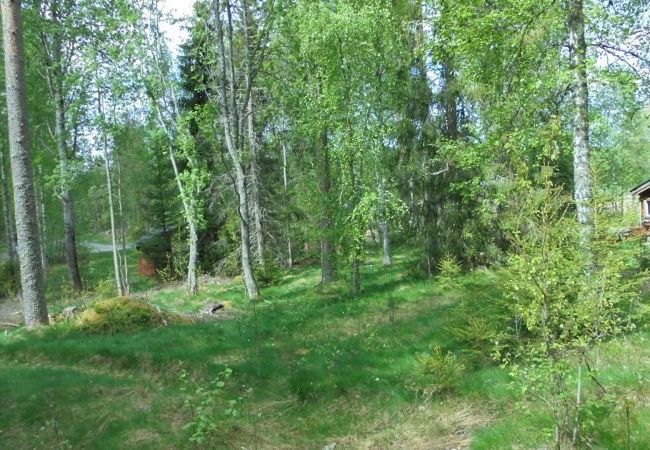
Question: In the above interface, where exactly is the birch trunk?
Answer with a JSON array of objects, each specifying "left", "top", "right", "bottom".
[
  {"left": 169, "top": 147, "right": 199, "bottom": 296},
  {"left": 56, "top": 96, "right": 83, "bottom": 292},
  {"left": 282, "top": 142, "right": 293, "bottom": 268},
  {"left": 2, "top": 0, "right": 48, "bottom": 326},
  {"left": 213, "top": 0, "right": 260, "bottom": 299},
  {"left": 98, "top": 93, "right": 125, "bottom": 297},
  {"left": 114, "top": 150, "right": 129, "bottom": 295},
  {"left": 37, "top": 167, "right": 47, "bottom": 273},
  {"left": 568, "top": 0, "right": 593, "bottom": 240},
  {"left": 377, "top": 175, "right": 392, "bottom": 267},
  {"left": 150, "top": 102, "right": 199, "bottom": 295},
  {"left": 352, "top": 256, "right": 361, "bottom": 296},
  {"left": 247, "top": 95, "right": 264, "bottom": 265},
  {"left": 379, "top": 221, "right": 392, "bottom": 266},
  {"left": 319, "top": 130, "right": 335, "bottom": 283},
  {"left": 187, "top": 222, "right": 198, "bottom": 295},
  {"left": 43, "top": 0, "right": 83, "bottom": 292},
  {"left": 242, "top": 0, "right": 264, "bottom": 265},
  {"left": 145, "top": 5, "right": 200, "bottom": 296}
]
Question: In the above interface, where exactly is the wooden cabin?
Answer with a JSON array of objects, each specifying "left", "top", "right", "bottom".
[{"left": 630, "top": 178, "right": 650, "bottom": 229}]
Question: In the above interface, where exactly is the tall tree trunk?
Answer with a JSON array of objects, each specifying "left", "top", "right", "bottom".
[
  {"left": 145, "top": 3, "right": 200, "bottom": 296},
  {"left": 54, "top": 90, "right": 83, "bottom": 292},
  {"left": 441, "top": 60, "right": 459, "bottom": 140},
  {"left": 42, "top": 0, "right": 83, "bottom": 292},
  {"left": 235, "top": 163, "right": 259, "bottom": 298},
  {"left": 247, "top": 95, "right": 264, "bottom": 265},
  {"left": 187, "top": 222, "right": 198, "bottom": 295},
  {"left": 282, "top": 142, "right": 293, "bottom": 268},
  {"left": 319, "top": 130, "right": 335, "bottom": 284},
  {"left": 377, "top": 175, "right": 392, "bottom": 267},
  {"left": 352, "top": 255, "right": 361, "bottom": 296},
  {"left": 150, "top": 101, "right": 199, "bottom": 296},
  {"left": 568, "top": 0, "right": 592, "bottom": 240},
  {"left": 114, "top": 149, "right": 129, "bottom": 295},
  {"left": 98, "top": 92, "right": 125, "bottom": 297},
  {"left": 379, "top": 221, "right": 392, "bottom": 266},
  {"left": 2, "top": 0, "right": 48, "bottom": 327},
  {"left": 213, "top": 0, "right": 260, "bottom": 300},
  {"left": 0, "top": 148, "right": 17, "bottom": 263},
  {"left": 170, "top": 151, "right": 199, "bottom": 296},
  {"left": 242, "top": 1, "right": 264, "bottom": 266},
  {"left": 37, "top": 167, "right": 47, "bottom": 273}
]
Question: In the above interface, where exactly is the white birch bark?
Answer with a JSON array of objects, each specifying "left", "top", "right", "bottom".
[
  {"left": 568, "top": 0, "right": 593, "bottom": 240},
  {"left": 97, "top": 91, "right": 125, "bottom": 297},
  {"left": 212, "top": 0, "right": 260, "bottom": 299}
]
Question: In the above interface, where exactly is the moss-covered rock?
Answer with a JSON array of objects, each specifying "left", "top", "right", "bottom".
[{"left": 76, "top": 297, "right": 173, "bottom": 334}]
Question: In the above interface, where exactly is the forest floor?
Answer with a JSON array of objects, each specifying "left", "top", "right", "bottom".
[{"left": 0, "top": 248, "right": 649, "bottom": 449}]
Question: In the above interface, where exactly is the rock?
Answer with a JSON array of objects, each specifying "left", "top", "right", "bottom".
[
  {"left": 63, "top": 306, "right": 79, "bottom": 320},
  {"left": 203, "top": 302, "right": 225, "bottom": 315}
]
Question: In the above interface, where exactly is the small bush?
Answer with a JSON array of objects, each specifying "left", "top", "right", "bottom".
[
  {"left": 256, "top": 257, "right": 284, "bottom": 286},
  {"left": 448, "top": 315, "right": 507, "bottom": 367},
  {"left": 136, "top": 230, "right": 173, "bottom": 274},
  {"left": 180, "top": 367, "right": 239, "bottom": 445},
  {"left": 93, "top": 278, "right": 117, "bottom": 300},
  {"left": 0, "top": 260, "right": 19, "bottom": 298},
  {"left": 437, "top": 253, "right": 462, "bottom": 290},
  {"left": 76, "top": 297, "right": 169, "bottom": 334},
  {"left": 415, "top": 346, "right": 465, "bottom": 396}
]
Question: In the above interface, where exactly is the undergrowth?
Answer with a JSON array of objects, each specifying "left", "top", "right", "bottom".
[{"left": 0, "top": 247, "right": 647, "bottom": 449}]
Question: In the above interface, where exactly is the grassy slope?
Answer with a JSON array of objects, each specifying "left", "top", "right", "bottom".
[{"left": 1, "top": 248, "right": 648, "bottom": 449}]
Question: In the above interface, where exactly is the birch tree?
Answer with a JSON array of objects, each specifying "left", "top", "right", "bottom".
[
  {"left": 567, "top": 0, "right": 593, "bottom": 243},
  {"left": 140, "top": 0, "right": 204, "bottom": 295},
  {"left": 96, "top": 89, "right": 127, "bottom": 296},
  {"left": 38, "top": 0, "right": 84, "bottom": 292},
  {"left": 204, "top": 0, "right": 275, "bottom": 300}
]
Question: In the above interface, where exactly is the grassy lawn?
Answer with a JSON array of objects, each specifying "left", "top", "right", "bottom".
[{"left": 1, "top": 248, "right": 648, "bottom": 448}]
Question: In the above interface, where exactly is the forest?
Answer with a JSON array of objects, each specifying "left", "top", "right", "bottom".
[{"left": 0, "top": 0, "right": 649, "bottom": 448}]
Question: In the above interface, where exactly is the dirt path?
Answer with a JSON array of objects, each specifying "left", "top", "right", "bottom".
[{"left": 82, "top": 241, "right": 135, "bottom": 253}]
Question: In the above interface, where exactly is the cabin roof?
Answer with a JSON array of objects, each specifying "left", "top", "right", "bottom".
[{"left": 630, "top": 178, "right": 650, "bottom": 196}]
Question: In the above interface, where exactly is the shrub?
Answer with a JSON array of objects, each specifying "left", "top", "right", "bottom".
[
  {"left": 93, "top": 278, "right": 118, "bottom": 300},
  {"left": 448, "top": 315, "right": 506, "bottom": 366},
  {"left": 437, "top": 253, "right": 462, "bottom": 290},
  {"left": 135, "top": 230, "right": 173, "bottom": 275},
  {"left": 256, "top": 257, "right": 284, "bottom": 286},
  {"left": 76, "top": 297, "right": 169, "bottom": 334},
  {"left": 180, "top": 367, "right": 239, "bottom": 445},
  {"left": 415, "top": 346, "right": 465, "bottom": 396},
  {"left": 0, "top": 260, "right": 19, "bottom": 298}
]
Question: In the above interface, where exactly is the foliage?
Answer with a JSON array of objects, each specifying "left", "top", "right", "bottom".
[
  {"left": 436, "top": 253, "right": 461, "bottom": 289},
  {"left": 0, "top": 249, "right": 648, "bottom": 448},
  {"left": 180, "top": 366, "right": 239, "bottom": 445},
  {"left": 0, "top": 261, "right": 19, "bottom": 298},
  {"left": 415, "top": 346, "right": 465, "bottom": 396},
  {"left": 135, "top": 229, "right": 173, "bottom": 274},
  {"left": 499, "top": 176, "right": 646, "bottom": 446}
]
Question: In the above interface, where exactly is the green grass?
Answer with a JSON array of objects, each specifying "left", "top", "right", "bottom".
[
  {"left": 44, "top": 248, "right": 157, "bottom": 310},
  {"left": 1, "top": 247, "right": 648, "bottom": 448}
]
